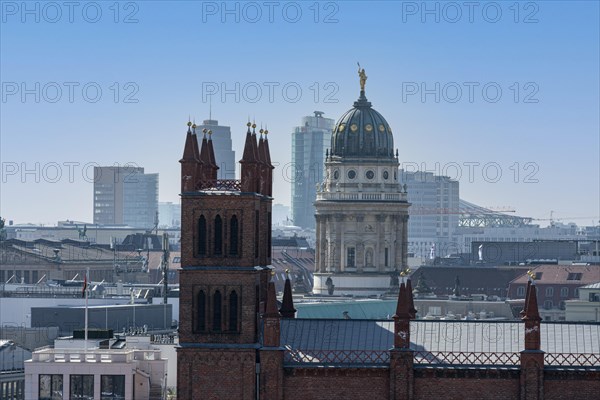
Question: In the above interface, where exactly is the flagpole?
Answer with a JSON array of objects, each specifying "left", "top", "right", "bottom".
[{"left": 84, "top": 267, "right": 89, "bottom": 352}]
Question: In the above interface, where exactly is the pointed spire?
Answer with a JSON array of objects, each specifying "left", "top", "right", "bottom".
[
  {"left": 206, "top": 129, "right": 219, "bottom": 179},
  {"left": 240, "top": 122, "right": 258, "bottom": 163},
  {"left": 406, "top": 278, "right": 417, "bottom": 319},
  {"left": 199, "top": 128, "right": 211, "bottom": 164},
  {"left": 520, "top": 280, "right": 532, "bottom": 317},
  {"left": 263, "top": 281, "right": 281, "bottom": 347},
  {"left": 394, "top": 282, "right": 411, "bottom": 319},
  {"left": 191, "top": 122, "right": 200, "bottom": 161},
  {"left": 279, "top": 269, "right": 296, "bottom": 318},
  {"left": 523, "top": 281, "right": 541, "bottom": 321},
  {"left": 180, "top": 121, "right": 196, "bottom": 162},
  {"left": 250, "top": 123, "right": 260, "bottom": 163},
  {"left": 257, "top": 128, "right": 267, "bottom": 164},
  {"left": 263, "top": 127, "right": 274, "bottom": 196},
  {"left": 393, "top": 281, "right": 411, "bottom": 349},
  {"left": 265, "top": 281, "right": 279, "bottom": 316},
  {"left": 263, "top": 127, "right": 273, "bottom": 167}
]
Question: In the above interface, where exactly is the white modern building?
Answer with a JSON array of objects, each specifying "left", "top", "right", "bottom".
[
  {"left": 566, "top": 282, "right": 600, "bottom": 322},
  {"left": 25, "top": 334, "right": 167, "bottom": 400}
]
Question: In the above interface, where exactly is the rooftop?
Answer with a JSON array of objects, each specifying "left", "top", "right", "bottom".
[{"left": 510, "top": 265, "right": 600, "bottom": 285}]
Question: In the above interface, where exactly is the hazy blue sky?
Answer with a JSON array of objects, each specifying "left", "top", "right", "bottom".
[{"left": 1, "top": 1, "right": 599, "bottom": 227}]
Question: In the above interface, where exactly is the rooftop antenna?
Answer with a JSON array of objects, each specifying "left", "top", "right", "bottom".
[{"left": 209, "top": 96, "right": 212, "bottom": 121}]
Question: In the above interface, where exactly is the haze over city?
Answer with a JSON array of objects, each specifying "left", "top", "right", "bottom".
[{"left": 1, "top": 1, "right": 599, "bottom": 227}]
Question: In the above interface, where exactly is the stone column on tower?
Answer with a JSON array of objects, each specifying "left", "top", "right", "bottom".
[
  {"left": 334, "top": 214, "right": 344, "bottom": 272},
  {"left": 401, "top": 215, "right": 409, "bottom": 268},
  {"left": 377, "top": 214, "right": 386, "bottom": 272}
]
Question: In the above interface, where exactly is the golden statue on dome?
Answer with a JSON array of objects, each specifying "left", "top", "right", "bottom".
[{"left": 357, "top": 62, "right": 367, "bottom": 91}]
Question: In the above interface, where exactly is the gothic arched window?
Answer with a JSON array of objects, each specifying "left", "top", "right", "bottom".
[
  {"left": 229, "top": 215, "right": 238, "bottom": 256},
  {"left": 214, "top": 215, "right": 223, "bottom": 255},
  {"left": 198, "top": 215, "right": 207, "bottom": 256},
  {"left": 197, "top": 290, "right": 206, "bottom": 331},
  {"left": 212, "top": 290, "right": 222, "bottom": 331},
  {"left": 228, "top": 290, "right": 238, "bottom": 331}
]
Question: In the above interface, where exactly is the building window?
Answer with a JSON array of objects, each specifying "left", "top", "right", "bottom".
[
  {"left": 228, "top": 291, "right": 238, "bottom": 332},
  {"left": 567, "top": 272, "right": 582, "bottom": 280},
  {"left": 229, "top": 215, "right": 239, "bottom": 256},
  {"left": 559, "top": 301, "right": 566, "bottom": 310},
  {"left": 347, "top": 170, "right": 356, "bottom": 180},
  {"left": 384, "top": 248, "right": 389, "bottom": 267},
  {"left": 517, "top": 286, "right": 525, "bottom": 297},
  {"left": 197, "top": 290, "right": 206, "bottom": 332},
  {"left": 70, "top": 375, "right": 94, "bottom": 400},
  {"left": 198, "top": 215, "right": 207, "bottom": 256},
  {"left": 214, "top": 215, "right": 223, "bottom": 255},
  {"left": 546, "top": 287, "right": 554, "bottom": 297},
  {"left": 101, "top": 375, "right": 125, "bottom": 400},
  {"left": 560, "top": 287, "right": 569, "bottom": 298},
  {"left": 544, "top": 300, "right": 553, "bottom": 310},
  {"left": 39, "top": 374, "right": 63, "bottom": 400},
  {"left": 347, "top": 247, "right": 356, "bottom": 267},
  {"left": 213, "top": 290, "right": 222, "bottom": 331}
]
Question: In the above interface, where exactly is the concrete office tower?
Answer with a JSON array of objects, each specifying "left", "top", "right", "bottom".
[
  {"left": 93, "top": 166, "right": 158, "bottom": 229},
  {"left": 291, "top": 111, "right": 334, "bottom": 229},
  {"left": 400, "top": 171, "right": 459, "bottom": 258},
  {"left": 196, "top": 119, "right": 236, "bottom": 179}
]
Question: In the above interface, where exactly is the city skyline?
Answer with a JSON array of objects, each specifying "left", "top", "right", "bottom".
[{"left": 1, "top": 1, "right": 599, "bottom": 227}]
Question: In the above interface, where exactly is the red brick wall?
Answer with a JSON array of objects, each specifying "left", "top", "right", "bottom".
[
  {"left": 414, "top": 376, "right": 519, "bottom": 400},
  {"left": 181, "top": 193, "right": 271, "bottom": 268},
  {"left": 544, "top": 370, "right": 600, "bottom": 400},
  {"left": 283, "top": 368, "right": 390, "bottom": 400},
  {"left": 177, "top": 348, "right": 256, "bottom": 400},
  {"left": 178, "top": 269, "right": 262, "bottom": 344}
]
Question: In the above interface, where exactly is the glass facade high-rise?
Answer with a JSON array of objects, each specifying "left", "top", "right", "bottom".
[
  {"left": 291, "top": 111, "right": 334, "bottom": 229},
  {"left": 93, "top": 166, "right": 158, "bottom": 229},
  {"left": 399, "top": 170, "right": 460, "bottom": 258},
  {"left": 196, "top": 119, "right": 236, "bottom": 179}
]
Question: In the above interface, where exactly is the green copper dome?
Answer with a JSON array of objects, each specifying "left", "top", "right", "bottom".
[{"left": 330, "top": 91, "right": 394, "bottom": 158}]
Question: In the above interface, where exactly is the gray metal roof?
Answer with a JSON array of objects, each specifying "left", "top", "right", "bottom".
[{"left": 281, "top": 319, "right": 600, "bottom": 366}]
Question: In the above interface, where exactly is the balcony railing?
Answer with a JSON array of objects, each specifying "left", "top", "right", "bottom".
[{"left": 316, "top": 192, "right": 407, "bottom": 201}]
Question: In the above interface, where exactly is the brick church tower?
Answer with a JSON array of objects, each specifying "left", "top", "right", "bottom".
[{"left": 177, "top": 121, "right": 277, "bottom": 399}]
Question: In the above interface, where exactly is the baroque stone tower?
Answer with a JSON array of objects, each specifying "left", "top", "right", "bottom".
[
  {"left": 177, "top": 121, "right": 277, "bottom": 399},
  {"left": 313, "top": 72, "right": 411, "bottom": 296}
]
